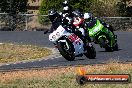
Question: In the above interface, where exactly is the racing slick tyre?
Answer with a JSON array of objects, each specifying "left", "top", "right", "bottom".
[
  {"left": 57, "top": 40, "right": 75, "bottom": 61},
  {"left": 84, "top": 44, "right": 96, "bottom": 59},
  {"left": 113, "top": 43, "right": 118, "bottom": 51},
  {"left": 105, "top": 46, "right": 113, "bottom": 52}
]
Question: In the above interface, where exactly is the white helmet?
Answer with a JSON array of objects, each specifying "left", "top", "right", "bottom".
[
  {"left": 62, "top": 0, "right": 69, "bottom": 7},
  {"left": 63, "top": 6, "right": 70, "bottom": 13},
  {"left": 63, "top": 0, "right": 68, "bottom": 4},
  {"left": 63, "top": 6, "right": 69, "bottom": 11},
  {"left": 84, "top": 13, "right": 93, "bottom": 19}
]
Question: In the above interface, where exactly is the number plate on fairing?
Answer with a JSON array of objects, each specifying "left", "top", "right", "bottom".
[
  {"left": 68, "top": 34, "right": 81, "bottom": 44},
  {"left": 49, "top": 25, "right": 66, "bottom": 42}
]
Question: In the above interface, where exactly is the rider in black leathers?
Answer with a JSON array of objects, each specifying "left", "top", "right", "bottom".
[
  {"left": 61, "top": 0, "right": 92, "bottom": 48},
  {"left": 44, "top": 9, "right": 61, "bottom": 34},
  {"left": 44, "top": 0, "right": 73, "bottom": 34}
]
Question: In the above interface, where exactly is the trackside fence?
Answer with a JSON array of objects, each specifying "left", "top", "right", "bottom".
[{"left": 0, "top": 13, "right": 132, "bottom": 31}]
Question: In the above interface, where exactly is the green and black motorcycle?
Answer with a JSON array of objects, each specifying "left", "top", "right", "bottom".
[{"left": 87, "top": 19, "right": 118, "bottom": 52}]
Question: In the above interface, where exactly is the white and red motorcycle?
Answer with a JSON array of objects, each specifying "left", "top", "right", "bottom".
[{"left": 49, "top": 25, "right": 96, "bottom": 61}]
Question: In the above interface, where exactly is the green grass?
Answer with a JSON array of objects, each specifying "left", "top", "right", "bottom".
[
  {"left": 0, "top": 43, "right": 52, "bottom": 63},
  {"left": 0, "top": 72, "right": 131, "bottom": 88},
  {"left": 0, "top": 63, "right": 132, "bottom": 88}
]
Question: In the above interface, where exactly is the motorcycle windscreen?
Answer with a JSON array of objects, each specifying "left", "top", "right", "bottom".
[
  {"left": 49, "top": 25, "right": 66, "bottom": 42},
  {"left": 89, "top": 20, "right": 104, "bottom": 36}
]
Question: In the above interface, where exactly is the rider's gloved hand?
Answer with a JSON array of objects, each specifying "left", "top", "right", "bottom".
[
  {"left": 106, "top": 24, "right": 110, "bottom": 27},
  {"left": 44, "top": 30, "right": 48, "bottom": 34}
]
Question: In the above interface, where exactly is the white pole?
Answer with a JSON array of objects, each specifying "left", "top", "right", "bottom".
[{"left": 25, "top": 14, "right": 28, "bottom": 31}]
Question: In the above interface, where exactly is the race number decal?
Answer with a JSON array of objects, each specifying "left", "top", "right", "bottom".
[{"left": 68, "top": 34, "right": 81, "bottom": 44}]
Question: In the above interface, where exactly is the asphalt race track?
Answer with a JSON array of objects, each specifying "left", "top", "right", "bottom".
[{"left": 0, "top": 31, "right": 131, "bottom": 71}]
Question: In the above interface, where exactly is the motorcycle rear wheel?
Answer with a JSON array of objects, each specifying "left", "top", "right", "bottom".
[
  {"left": 84, "top": 44, "right": 96, "bottom": 59},
  {"left": 113, "top": 43, "right": 118, "bottom": 51},
  {"left": 105, "top": 47, "right": 113, "bottom": 52}
]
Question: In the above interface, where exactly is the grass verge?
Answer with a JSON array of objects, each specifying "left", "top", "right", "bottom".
[
  {"left": 0, "top": 43, "right": 52, "bottom": 63},
  {"left": 0, "top": 62, "right": 132, "bottom": 88}
]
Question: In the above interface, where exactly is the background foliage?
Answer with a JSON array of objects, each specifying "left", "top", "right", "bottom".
[
  {"left": 0, "top": 0, "right": 27, "bottom": 13},
  {"left": 0, "top": 0, "right": 131, "bottom": 28},
  {"left": 39, "top": 0, "right": 132, "bottom": 16},
  {"left": 0, "top": 0, "right": 28, "bottom": 30},
  {"left": 38, "top": 0, "right": 132, "bottom": 24}
]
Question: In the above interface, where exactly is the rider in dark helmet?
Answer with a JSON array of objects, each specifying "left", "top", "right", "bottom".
[
  {"left": 61, "top": 0, "right": 74, "bottom": 29},
  {"left": 72, "top": 10, "right": 92, "bottom": 46},
  {"left": 62, "top": 0, "right": 74, "bottom": 18},
  {"left": 61, "top": 1, "right": 92, "bottom": 48},
  {"left": 44, "top": 9, "right": 61, "bottom": 34}
]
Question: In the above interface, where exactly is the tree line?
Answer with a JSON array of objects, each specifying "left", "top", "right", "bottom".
[
  {"left": 40, "top": 0, "right": 132, "bottom": 16},
  {"left": 0, "top": 0, "right": 131, "bottom": 16},
  {"left": 0, "top": 0, "right": 27, "bottom": 14},
  {"left": 0, "top": 0, "right": 131, "bottom": 30},
  {"left": 0, "top": 0, "right": 27, "bottom": 30},
  {"left": 38, "top": 0, "right": 132, "bottom": 24}
]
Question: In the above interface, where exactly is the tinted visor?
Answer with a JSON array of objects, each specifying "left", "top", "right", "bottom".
[{"left": 63, "top": 4, "right": 68, "bottom": 7}]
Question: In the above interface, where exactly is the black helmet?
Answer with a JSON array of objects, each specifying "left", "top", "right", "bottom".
[
  {"left": 48, "top": 9, "right": 58, "bottom": 22},
  {"left": 48, "top": 9, "right": 57, "bottom": 16},
  {"left": 62, "top": 0, "right": 69, "bottom": 7}
]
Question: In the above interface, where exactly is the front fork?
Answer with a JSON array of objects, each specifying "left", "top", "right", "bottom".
[
  {"left": 110, "top": 33, "right": 117, "bottom": 47},
  {"left": 114, "top": 35, "right": 117, "bottom": 42},
  {"left": 58, "top": 40, "right": 70, "bottom": 50},
  {"left": 98, "top": 35, "right": 108, "bottom": 48}
]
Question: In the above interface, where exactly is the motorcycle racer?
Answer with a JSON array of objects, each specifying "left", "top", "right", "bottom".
[
  {"left": 84, "top": 13, "right": 115, "bottom": 34},
  {"left": 62, "top": 0, "right": 73, "bottom": 18},
  {"left": 84, "top": 12, "right": 118, "bottom": 51},
  {"left": 44, "top": 9, "right": 62, "bottom": 34},
  {"left": 46, "top": 0, "right": 92, "bottom": 49},
  {"left": 61, "top": 8, "right": 92, "bottom": 47},
  {"left": 72, "top": 10, "right": 92, "bottom": 44},
  {"left": 61, "top": 1, "right": 92, "bottom": 48}
]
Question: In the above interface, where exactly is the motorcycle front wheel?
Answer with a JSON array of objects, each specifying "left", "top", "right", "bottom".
[
  {"left": 57, "top": 41, "right": 75, "bottom": 61},
  {"left": 99, "top": 36, "right": 113, "bottom": 52}
]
